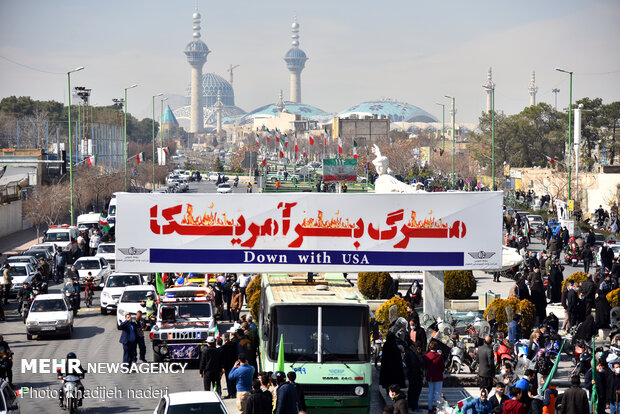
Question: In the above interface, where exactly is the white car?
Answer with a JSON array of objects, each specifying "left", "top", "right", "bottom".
[
  {"left": 153, "top": 391, "right": 228, "bottom": 414},
  {"left": 100, "top": 273, "right": 144, "bottom": 315},
  {"left": 2, "top": 262, "right": 36, "bottom": 296},
  {"left": 116, "top": 285, "right": 157, "bottom": 328},
  {"left": 217, "top": 183, "right": 232, "bottom": 194},
  {"left": 42, "top": 225, "right": 79, "bottom": 259},
  {"left": 6, "top": 255, "right": 39, "bottom": 268},
  {"left": 29, "top": 243, "right": 56, "bottom": 256},
  {"left": 25, "top": 293, "right": 74, "bottom": 340},
  {"left": 72, "top": 256, "right": 111, "bottom": 286},
  {"left": 95, "top": 242, "right": 116, "bottom": 269}
]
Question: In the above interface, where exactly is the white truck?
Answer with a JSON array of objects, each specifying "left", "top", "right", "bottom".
[{"left": 42, "top": 225, "right": 79, "bottom": 261}]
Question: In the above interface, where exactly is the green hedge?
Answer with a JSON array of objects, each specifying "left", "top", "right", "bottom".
[
  {"left": 357, "top": 272, "right": 393, "bottom": 299},
  {"left": 444, "top": 270, "right": 476, "bottom": 299},
  {"left": 374, "top": 296, "right": 409, "bottom": 336},
  {"left": 483, "top": 297, "right": 536, "bottom": 335}
]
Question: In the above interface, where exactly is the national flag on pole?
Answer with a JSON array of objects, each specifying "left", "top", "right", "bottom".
[
  {"left": 338, "top": 137, "right": 343, "bottom": 154},
  {"left": 454, "top": 396, "right": 473, "bottom": 414},
  {"left": 255, "top": 133, "right": 260, "bottom": 147},
  {"left": 262, "top": 154, "right": 267, "bottom": 166},
  {"left": 309, "top": 135, "right": 314, "bottom": 146},
  {"left": 276, "top": 130, "right": 280, "bottom": 143},
  {"left": 440, "top": 149, "right": 445, "bottom": 156},
  {"left": 137, "top": 152, "right": 145, "bottom": 163},
  {"left": 302, "top": 150, "right": 306, "bottom": 158},
  {"left": 87, "top": 155, "right": 96, "bottom": 166},
  {"left": 277, "top": 334, "right": 285, "bottom": 372},
  {"left": 214, "top": 326, "right": 220, "bottom": 339},
  {"left": 294, "top": 139, "right": 299, "bottom": 152},
  {"left": 162, "top": 147, "right": 168, "bottom": 155},
  {"left": 545, "top": 155, "right": 555, "bottom": 164},
  {"left": 99, "top": 213, "right": 110, "bottom": 233},
  {"left": 284, "top": 134, "right": 289, "bottom": 148},
  {"left": 279, "top": 143, "right": 284, "bottom": 159},
  {"left": 591, "top": 338, "right": 599, "bottom": 413},
  {"left": 155, "top": 273, "right": 166, "bottom": 295},
  {"left": 353, "top": 140, "right": 358, "bottom": 159}
]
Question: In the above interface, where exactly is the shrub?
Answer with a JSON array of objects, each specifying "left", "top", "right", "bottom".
[
  {"left": 607, "top": 288, "right": 620, "bottom": 308},
  {"left": 245, "top": 274, "right": 261, "bottom": 303},
  {"left": 561, "top": 271, "right": 589, "bottom": 292},
  {"left": 357, "top": 272, "right": 393, "bottom": 299},
  {"left": 444, "top": 270, "right": 477, "bottom": 299},
  {"left": 249, "top": 290, "right": 260, "bottom": 321},
  {"left": 374, "top": 296, "right": 409, "bottom": 336},
  {"left": 483, "top": 297, "right": 536, "bottom": 335}
]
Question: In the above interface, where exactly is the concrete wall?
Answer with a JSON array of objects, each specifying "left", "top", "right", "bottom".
[{"left": 0, "top": 200, "right": 23, "bottom": 238}]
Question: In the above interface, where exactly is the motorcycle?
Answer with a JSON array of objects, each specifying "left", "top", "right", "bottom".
[
  {"left": 84, "top": 282, "right": 95, "bottom": 308},
  {"left": 0, "top": 347, "right": 13, "bottom": 383},
  {"left": 493, "top": 334, "right": 514, "bottom": 372},
  {"left": 65, "top": 291, "right": 79, "bottom": 316},
  {"left": 233, "top": 177, "right": 239, "bottom": 188},
  {"left": 446, "top": 334, "right": 476, "bottom": 374},
  {"left": 59, "top": 373, "right": 82, "bottom": 413},
  {"left": 567, "top": 339, "right": 591, "bottom": 381},
  {"left": 513, "top": 339, "right": 532, "bottom": 375},
  {"left": 22, "top": 289, "right": 38, "bottom": 324}
]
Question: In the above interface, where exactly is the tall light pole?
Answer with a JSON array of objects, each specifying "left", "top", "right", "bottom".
[
  {"left": 123, "top": 84, "right": 138, "bottom": 191},
  {"left": 435, "top": 103, "right": 445, "bottom": 155},
  {"left": 160, "top": 97, "right": 168, "bottom": 164},
  {"left": 445, "top": 95, "right": 456, "bottom": 188},
  {"left": 152, "top": 93, "right": 163, "bottom": 191},
  {"left": 483, "top": 85, "right": 496, "bottom": 190},
  {"left": 556, "top": 68, "right": 573, "bottom": 201},
  {"left": 552, "top": 88, "right": 560, "bottom": 111},
  {"left": 67, "top": 66, "right": 84, "bottom": 225}
]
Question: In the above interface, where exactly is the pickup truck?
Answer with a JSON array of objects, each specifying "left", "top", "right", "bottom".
[{"left": 267, "top": 170, "right": 300, "bottom": 182}]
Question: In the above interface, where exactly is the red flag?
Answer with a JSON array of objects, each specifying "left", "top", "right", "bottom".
[
  {"left": 440, "top": 149, "right": 445, "bottom": 156},
  {"left": 353, "top": 140, "right": 358, "bottom": 159},
  {"left": 324, "top": 136, "right": 327, "bottom": 146},
  {"left": 279, "top": 142, "right": 284, "bottom": 158},
  {"left": 255, "top": 133, "right": 260, "bottom": 147},
  {"left": 303, "top": 151, "right": 306, "bottom": 158},
  {"left": 338, "top": 137, "right": 343, "bottom": 154},
  {"left": 284, "top": 134, "right": 289, "bottom": 148},
  {"left": 545, "top": 155, "right": 555, "bottom": 164},
  {"left": 295, "top": 140, "right": 299, "bottom": 152},
  {"left": 262, "top": 154, "right": 267, "bottom": 166},
  {"left": 309, "top": 135, "right": 314, "bottom": 146}
]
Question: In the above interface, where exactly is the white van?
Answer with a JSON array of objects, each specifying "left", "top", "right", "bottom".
[
  {"left": 42, "top": 225, "right": 79, "bottom": 260},
  {"left": 76, "top": 212, "right": 101, "bottom": 233},
  {"left": 107, "top": 193, "right": 119, "bottom": 228}
]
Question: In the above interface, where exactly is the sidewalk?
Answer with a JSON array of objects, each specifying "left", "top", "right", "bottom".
[{"left": 0, "top": 225, "right": 45, "bottom": 261}]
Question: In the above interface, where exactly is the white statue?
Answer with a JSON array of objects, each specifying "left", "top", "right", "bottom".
[{"left": 371, "top": 144, "right": 424, "bottom": 193}]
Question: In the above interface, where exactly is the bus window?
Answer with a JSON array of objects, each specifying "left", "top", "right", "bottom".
[
  {"left": 270, "top": 306, "right": 318, "bottom": 362},
  {"left": 322, "top": 306, "right": 369, "bottom": 362}
]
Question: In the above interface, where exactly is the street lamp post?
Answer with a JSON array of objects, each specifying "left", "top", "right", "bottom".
[
  {"left": 152, "top": 93, "right": 163, "bottom": 192},
  {"left": 160, "top": 97, "right": 168, "bottom": 164},
  {"left": 445, "top": 95, "right": 456, "bottom": 188},
  {"left": 483, "top": 85, "right": 496, "bottom": 190},
  {"left": 556, "top": 68, "right": 573, "bottom": 201},
  {"left": 67, "top": 66, "right": 84, "bottom": 226},
  {"left": 123, "top": 84, "right": 138, "bottom": 191},
  {"left": 435, "top": 103, "right": 445, "bottom": 155}
]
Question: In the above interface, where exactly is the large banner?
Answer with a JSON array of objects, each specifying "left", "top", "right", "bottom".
[
  {"left": 323, "top": 158, "right": 357, "bottom": 182},
  {"left": 115, "top": 192, "right": 502, "bottom": 272}
]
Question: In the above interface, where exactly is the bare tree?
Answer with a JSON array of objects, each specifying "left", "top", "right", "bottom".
[{"left": 23, "top": 189, "right": 48, "bottom": 241}]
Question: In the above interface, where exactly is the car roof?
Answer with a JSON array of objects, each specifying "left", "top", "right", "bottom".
[
  {"left": 109, "top": 272, "right": 141, "bottom": 277},
  {"left": 75, "top": 257, "right": 100, "bottom": 262},
  {"left": 167, "top": 391, "right": 223, "bottom": 405},
  {"left": 99, "top": 242, "right": 115, "bottom": 246},
  {"left": 122, "top": 285, "right": 155, "bottom": 292},
  {"left": 8, "top": 256, "right": 34, "bottom": 260},
  {"left": 34, "top": 294, "right": 65, "bottom": 300}
]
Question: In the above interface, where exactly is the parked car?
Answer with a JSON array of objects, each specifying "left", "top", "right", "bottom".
[
  {"left": 99, "top": 273, "right": 144, "bottom": 315},
  {"left": 6, "top": 255, "right": 39, "bottom": 268},
  {"left": 153, "top": 391, "right": 229, "bottom": 414},
  {"left": 25, "top": 293, "right": 74, "bottom": 340},
  {"left": 95, "top": 242, "right": 116, "bottom": 269},
  {"left": 72, "top": 256, "right": 111, "bottom": 286},
  {"left": 116, "top": 285, "right": 157, "bottom": 328}
]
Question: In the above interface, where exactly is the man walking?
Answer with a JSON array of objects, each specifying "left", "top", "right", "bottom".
[
  {"left": 134, "top": 311, "right": 147, "bottom": 362},
  {"left": 477, "top": 335, "right": 495, "bottom": 393},
  {"left": 582, "top": 247, "right": 594, "bottom": 274},
  {"left": 199, "top": 337, "right": 223, "bottom": 393},
  {"left": 560, "top": 375, "right": 589, "bottom": 414},
  {"left": 228, "top": 353, "right": 255, "bottom": 414},
  {"left": 2, "top": 264, "right": 12, "bottom": 305},
  {"left": 119, "top": 313, "right": 138, "bottom": 366}
]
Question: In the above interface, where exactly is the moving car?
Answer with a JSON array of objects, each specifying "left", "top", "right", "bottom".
[
  {"left": 21, "top": 249, "right": 53, "bottom": 266},
  {"left": 29, "top": 243, "right": 56, "bottom": 256},
  {"left": 42, "top": 225, "right": 79, "bottom": 260},
  {"left": 217, "top": 183, "right": 232, "bottom": 194},
  {"left": 25, "top": 293, "right": 74, "bottom": 340},
  {"left": 5, "top": 256, "right": 39, "bottom": 268},
  {"left": 1, "top": 262, "right": 37, "bottom": 296},
  {"left": 153, "top": 391, "right": 228, "bottom": 414},
  {"left": 99, "top": 273, "right": 144, "bottom": 315},
  {"left": 72, "top": 256, "right": 111, "bottom": 286},
  {"left": 115, "top": 285, "right": 157, "bottom": 328},
  {"left": 95, "top": 242, "right": 116, "bottom": 269}
]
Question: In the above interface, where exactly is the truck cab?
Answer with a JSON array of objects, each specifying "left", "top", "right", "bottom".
[{"left": 150, "top": 287, "right": 217, "bottom": 362}]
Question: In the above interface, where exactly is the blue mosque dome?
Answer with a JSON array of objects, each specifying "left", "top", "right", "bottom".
[
  {"left": 242, "top": 101, "right": 327, "bottom": 123},
  {"left": 185, "top": 73, "right": 236, "bottom": 107},
  {"left": 338, "top": 100, "right": 438, "bottom": 123}
]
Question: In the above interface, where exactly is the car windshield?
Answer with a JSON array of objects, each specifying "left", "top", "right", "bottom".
[
  {"left": 269, "top": 305, "right": 369, "bottom": 362},
  {"left": 167, "top": 402, "right": 226, "bottom": 414},
  {"left": 109, "top": 205, "right": 116, "bottom": 215},
  {"left": 121, "top": 290, "right": 151, "bottom": 303},
  {"left": 44, "top": 232, "right": 70, "bottom": 242},
  {"left": 25, "top": 251, "right": 47, "bottom": 260},
  {"left": 8, "top": 257, "right": 30, "bottom": 263},
  {"left": 98, "top": 245, "right": 115, "bottom": 254},
  {"left": 168, "top": 303, "right": 212, "bottom": 319},
  {"left": 219, "top": 184, "right": 230, "bottom": 188},
  {"left": 106, "top": 275, "right": 141, "bottom": 288},
  {"left": 31, "top": 299, "right": 67, "bottom": 312},
  {"left": 5, "top": 266, "right": 27, "bottom": 276},
  {"left": 75, "top": 260, "right": 100, "bottom": 270}
]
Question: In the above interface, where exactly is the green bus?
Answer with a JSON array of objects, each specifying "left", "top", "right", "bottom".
[{"left": 258, "top": 273, "right": 371, "bottom": 413}]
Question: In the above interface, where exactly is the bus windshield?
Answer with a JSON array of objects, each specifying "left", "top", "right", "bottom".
[{"left": 269, "top": 305, "right": 368, "bottom": 363}]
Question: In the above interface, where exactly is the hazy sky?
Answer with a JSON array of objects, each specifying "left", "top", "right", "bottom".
[{"left": 0, "top": 0, "right": 619, "bottom": 123}]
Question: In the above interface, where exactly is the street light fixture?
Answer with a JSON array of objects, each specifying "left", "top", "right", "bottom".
[
  {"left": 435, "top": 103, "right": 445, "bottom": 156},
  {"left": 482, "top": 85, "right": 496, "bottom": 190},
  {"left": 123, "top": 84, "right": 138, "bottom": 191},
  {"left": 445, "top": 95, "right": 456, "bottom": 188},
  {"left": 67, "top": 66, "right": 84, "bottom": 225},
  {"left": 152, "top": 93, "right": 163, "bottom": 192},
  {"left": 555, "top": 68, "right": 573, "bottom": 202}
]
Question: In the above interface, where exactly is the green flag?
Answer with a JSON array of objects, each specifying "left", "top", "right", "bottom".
[
  {"left": 542, "top": 339, "right": 565, "bottom": 393},
  {"left": 591, "top": 338, "right": 599, "bottom": 413},
  {"left": 156, "top": 273, "right": 166, "bottom": 295},
  {"left": 277, "top": 334, "right": 285, "bottom": 372}
]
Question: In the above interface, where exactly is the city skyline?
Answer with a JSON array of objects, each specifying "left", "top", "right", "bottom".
[{"left": 0, "top": 0, "right": 618, "bottom": 124}]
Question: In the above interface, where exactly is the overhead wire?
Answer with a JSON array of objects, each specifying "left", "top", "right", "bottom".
[{"left": 0, "top": 55, "right": 64, "bottom": 75}]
